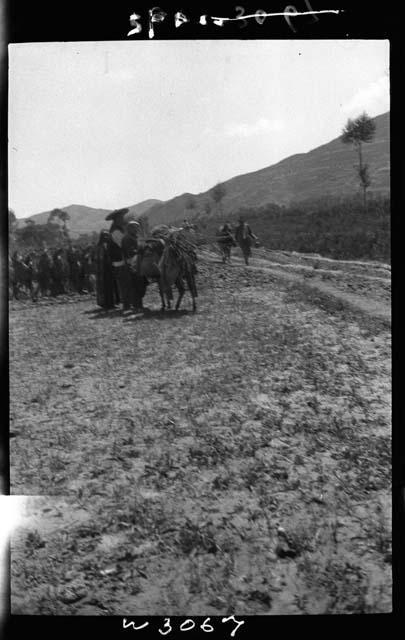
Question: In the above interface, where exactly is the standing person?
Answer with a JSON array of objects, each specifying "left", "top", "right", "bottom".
[
  {"left": 121, "top": 220, "right": 148, "bottom": 312},
  {"left": 37, "top": 247, "right": 53, "bottom": 297},
  {"left": 95, "top": 230, "right": 117, "bottom": 309},
  {"left": 105, "top": 208, "right": 129, "bottom": 309},
  {"left": 66, "top": 241, "right": 79, "bottom": 292},
  {"left": 52, "top": 247, "right": 68, "bottom": 294},
  {"left": 82, "top": 245, "right": 95, "bottom": 293},
  {"left": 216, "top": 221, "right": 236, "bottom": 263},
  {"left": 234, "top": 217, "right": 259, "bottom": 266}
]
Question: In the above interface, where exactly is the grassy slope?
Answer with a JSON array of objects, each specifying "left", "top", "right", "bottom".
[
  {"left": 10, "top": 257, "right": 391, "bottom": 615},
  {"left": 192, "top": 196, "right": 391, "bottom": 263},
  {"left": 145, "top": 112, "right": 389, "bottom": 226}
]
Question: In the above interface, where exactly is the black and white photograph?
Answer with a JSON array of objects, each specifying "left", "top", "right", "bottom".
[{"left": 6, "top": 37, "right": 391, "bottom": 616}]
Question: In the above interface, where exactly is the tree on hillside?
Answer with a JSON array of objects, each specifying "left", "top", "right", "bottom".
[
  {"left": 15, "top": 222, "right": 64, "bottom": 252},
  {"left": 48, "top": 208, "right": 70, "bottom": 235},
  {"left": 341, "top": 112, "right": 376, "bottom": 209},
  {"left": 211, "top": 183, "right": 227, "bottom": 217},
  {"left": 47, "top": 209, "right": 60, "bottom": 224}
]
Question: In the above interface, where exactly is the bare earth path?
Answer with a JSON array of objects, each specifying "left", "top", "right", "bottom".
[
  {"left": 9, "top": 249, "right": 391, "bottom": 615},
  {"left": 202, "top": 248, "right": 391, "bottom": 322}
]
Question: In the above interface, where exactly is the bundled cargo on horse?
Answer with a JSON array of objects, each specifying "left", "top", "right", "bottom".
[{"left": 139, "top": 225, "right": 198, "bottom": 311}]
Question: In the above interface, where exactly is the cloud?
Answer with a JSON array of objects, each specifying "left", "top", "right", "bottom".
[
  {"left": 224, "top": 117, "right": 285, "bottom": 137},
  {"left": 342, "top": 75, "right": 390, "bottom": 116}
]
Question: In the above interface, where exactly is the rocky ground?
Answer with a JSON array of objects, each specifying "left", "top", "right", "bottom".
[{"left": 9, "top": 248, "right": 391, "bottom": 615}]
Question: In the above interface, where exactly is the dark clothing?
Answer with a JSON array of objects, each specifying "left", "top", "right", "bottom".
[
  {"left": 121, "top": 233, "right": 139, "bottom": 264},
  {"left": 108, "top": 223, "right": 125, "bottom": 263},
  {"left": 217, "top": 224, "right": 236, "bottom": 246},
  {"left": 38, "top": 252, "right": 53, "bottom": 296},
  {"left": 96, "top": 239, "right": 119, "bottom": 309},
  {"left": 67, "top": 247, "right": 81, "bottom": 292},
  {"left": 121, "top": 232, "right": 147, "bottom": 309},
  {"left": 217, "top": 224, "right": 236, "bottom": 263},
  {"left": 235, "top": 222, "right": 256, "bottom": 244},
  {"left": 107, "top": 223, "right": 128, "bottom": 307},
  {"left": 51, "top": 252, "right": 69, "bottom": 295},
  {"left": 235, "top": 222, "right": 257, "bottom": 264},
  {"left": 82, "top": 247, "right": 95, "bottom": 293}
]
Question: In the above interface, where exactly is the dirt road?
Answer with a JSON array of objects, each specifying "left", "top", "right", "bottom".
[
  {"left": 9, "top": 250, "right": 391, "bottom": 615},
  {"left": 202, "top": 248, "right": 391, "bottom": 322}
]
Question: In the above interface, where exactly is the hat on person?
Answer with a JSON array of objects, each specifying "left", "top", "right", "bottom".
[
  {"left": 105, "top": 208, "right": 129, "bottom": 221},
  {"left": 127, "top": 220, "right": 140, "bottom": 227}
]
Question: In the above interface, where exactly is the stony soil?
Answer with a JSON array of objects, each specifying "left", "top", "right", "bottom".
[{"left": 9, "top": 248, "right": 391, "bottom": 615}]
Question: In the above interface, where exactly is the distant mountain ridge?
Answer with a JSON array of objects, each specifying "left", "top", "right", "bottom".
[
  {"left": 20, "top": 111, "right": 389, "bottom": 234},
  {"left": 21, "top": 199, "right": 162, "bottom": 237}
]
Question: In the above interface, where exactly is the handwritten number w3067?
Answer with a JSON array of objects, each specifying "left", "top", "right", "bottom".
[{"left": 123, "top": 617, "right": 245, "bottom": 637}]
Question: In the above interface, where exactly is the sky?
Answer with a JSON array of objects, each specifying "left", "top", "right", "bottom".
[{"left": 9, "top": 40, "right": 389, "bottom": 219}]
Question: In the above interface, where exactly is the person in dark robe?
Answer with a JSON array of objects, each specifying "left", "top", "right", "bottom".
[
  {"left": 37, "top": 248, "right": 53, "bottom": 297},
  {"left": 121, "top": 220, "right": 148, "bottom": 312},
  {"left": 51, "top": 248, "right": 69, "bottom": 295},
  {"left": 95, "top": 230, "right": 118, "bottom": 309},
  {"left": 105, "top": 208, "right": 129, "bottom": 310}
]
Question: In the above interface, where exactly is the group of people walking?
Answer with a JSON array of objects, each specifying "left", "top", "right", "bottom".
[
  {"left": 10, "top": 210, "right": 260, "bottom": 306},
  {"left": 216, "top": 217, "right": 259, "bottom": 265},
  {"left": 10, "top": 242, "right": 96, "bottom": 299}
]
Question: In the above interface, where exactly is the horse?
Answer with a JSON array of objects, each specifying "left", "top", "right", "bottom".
[{"left": 138, "top": 236, "right": 198, "bottom": 312}]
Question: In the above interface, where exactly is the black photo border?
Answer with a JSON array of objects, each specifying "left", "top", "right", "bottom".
[{"left": 1, "top": 0, "right": 401, "bottom": 637}]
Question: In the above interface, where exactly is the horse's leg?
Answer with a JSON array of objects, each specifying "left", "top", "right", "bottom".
[
  {"left": 166, "top": 291, "right": 172, "bottom": 310},
  {"left": 175, "top": 277, "right": 185, "bottom": 311},
  {"left": 162, "top": 283, "right": 172, "bottom": 309},
  {"left": 158, "top": 282, "right": 166, "bottom": 311},
  {"left": 186, "top": 273, "right": 197, "bottom": 312},
  {"left": 29, "top": 281, "right": 36, "bottom": 302}
]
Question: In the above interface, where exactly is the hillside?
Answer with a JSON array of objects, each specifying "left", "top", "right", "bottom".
[
  {"left": 145, "top": 111, "right": 390, "bottom": 227},
  {"left": 19, "top": 111, "right": 389, "bottom": 234},
  {"left": 21, "top": 199, "right": 161, "bottom": 237}
]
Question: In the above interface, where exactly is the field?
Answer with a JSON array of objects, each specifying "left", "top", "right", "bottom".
[{"left": 9, "top": 247, "right": 391, "bottom": 615}]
